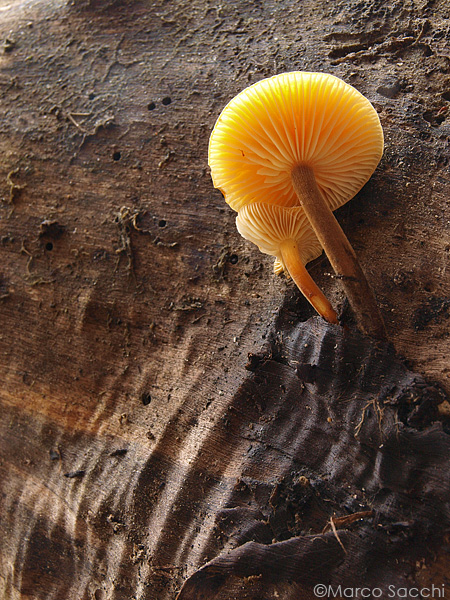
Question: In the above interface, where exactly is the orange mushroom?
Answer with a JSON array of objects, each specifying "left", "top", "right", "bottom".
[
  {"left": 236, "top": 202, "right": 338, "bottom": 323},
  {"left": 209, "top": 71, "right": 387, "bottom": 339}
]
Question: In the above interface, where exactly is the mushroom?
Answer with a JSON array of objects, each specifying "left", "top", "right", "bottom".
[
  {"left": 209, "top": 71, "right": 386, "bottom": 339},
  {"left": 236, "top": 202, "right": 338, "bottom": 323}
]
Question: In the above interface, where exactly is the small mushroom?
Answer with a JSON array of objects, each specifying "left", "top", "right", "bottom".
[
  {"left": 209, "top": 71, "right": 386, "bottom": 339},
  {"left": 236, "top": 202, "right": 338, "bottom": 323}
]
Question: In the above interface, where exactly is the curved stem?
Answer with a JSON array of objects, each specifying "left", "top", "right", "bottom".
[
  {"left": 291, "top": 164, "right": 387, "bottom": 340},
  {"left": 280, "top": 240, "right": 338, "bottom": 324}
]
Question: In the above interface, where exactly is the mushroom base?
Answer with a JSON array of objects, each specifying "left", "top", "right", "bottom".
[{"left": 291, "top": 164, "right": 387, "bottom": 340}]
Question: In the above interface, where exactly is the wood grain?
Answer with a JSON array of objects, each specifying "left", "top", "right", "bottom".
[{"left": 0, "top": 0, "right": 449, "bottom": 598}]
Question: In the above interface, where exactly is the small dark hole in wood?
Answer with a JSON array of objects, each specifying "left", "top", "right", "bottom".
[
  {"left": 158, "top": 219, "right": 167, "bottom": 227},
  {"left": 229, "top": 254, "right": 238, "bottom": 264},
  {"left": 45, "top": 242, "right": 54, "bottom": 251},
  {"left": 110, "top": 448, "right": 128, "bottom": 457},
  {"left": 113, "top": 151, "right": 121, "bottom": 161},
  {"left": 4, "top": 39, "right": 15, "bottom": 53},
  {"left": 162, "top": 96, "right": 172, "bottom": 106},
  {"left": 148, "top": 101, "right": 156, "bottom": 110},
  {"left": 64, "top": 470, "right": 86, "bottom": 479},
  {"left": 142, "top": 393, "right": 152, "bottom": 406}
]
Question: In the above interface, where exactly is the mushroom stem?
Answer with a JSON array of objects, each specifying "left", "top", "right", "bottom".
[
  {"left": 291, "top": 164, "right": 387, "bottom": 340},
  {"left": 279, "top": 239, "right": 339, "bottom": 324}
]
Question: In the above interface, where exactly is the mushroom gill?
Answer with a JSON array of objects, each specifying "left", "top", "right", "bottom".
[
  {"left": 208, "top": 71, "right": 383, "bottom": 213},
  {"left": 236, "top": 202, "right": 338, "bottom": 324}
]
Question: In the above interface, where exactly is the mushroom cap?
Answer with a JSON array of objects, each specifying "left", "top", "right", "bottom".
[
  {"left": 273, "top": 258, "right": 285, "bottom": 276},
  {"left": 236, "top": 202, "right": 323, "bottom": 267},
  {"left": 209, "top": 71, "right": 384, "bottom": 212}
]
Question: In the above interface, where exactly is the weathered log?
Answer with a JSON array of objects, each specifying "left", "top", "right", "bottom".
[{"left": 1, "top": 1, "right": 449, "bottom": 598}]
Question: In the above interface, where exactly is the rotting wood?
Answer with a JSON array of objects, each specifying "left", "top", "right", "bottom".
[{"left": 0, "top": 0, "right": 449, "bottom": 599}]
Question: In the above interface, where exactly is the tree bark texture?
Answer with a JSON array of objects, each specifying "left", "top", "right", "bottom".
[{"left": 0, "top": 1, "right": 449, "bottom": 599}]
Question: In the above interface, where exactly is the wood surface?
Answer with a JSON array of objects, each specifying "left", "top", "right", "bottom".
[{"left": 0, "top": 0, "right": 449, "bottom": 598}]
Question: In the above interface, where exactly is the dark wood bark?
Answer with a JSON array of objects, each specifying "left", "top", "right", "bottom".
[{"left": 1, "top": 1, "right": 449, "bottom": 599}]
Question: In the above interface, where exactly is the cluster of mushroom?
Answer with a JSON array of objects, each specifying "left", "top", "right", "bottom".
[{"left": 208, "top": 71, "right": 386, "bottom": 339}]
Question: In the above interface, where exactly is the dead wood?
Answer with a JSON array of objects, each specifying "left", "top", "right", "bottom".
[{"left": 0, "top": 1, "right": 449, "bottom": 598}]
